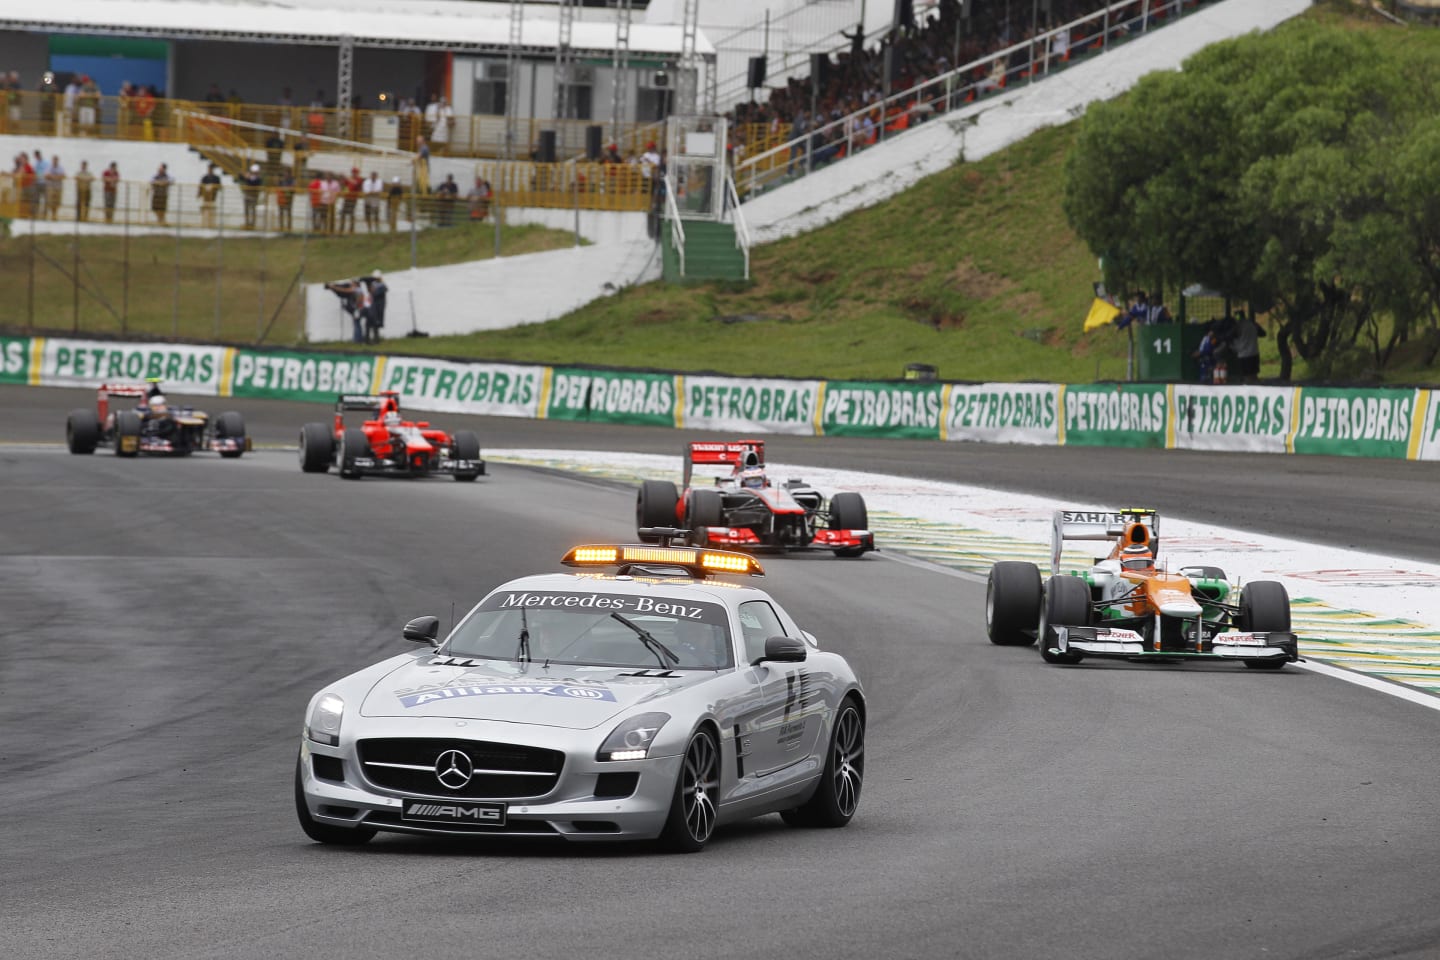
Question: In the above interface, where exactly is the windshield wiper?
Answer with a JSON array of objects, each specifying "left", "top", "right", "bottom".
[
  {"left": 609, "top": 612, "right": 680, "bottom": 668},
  {"left": 516, "top": 606, "right": 531, "bottom": 663}
]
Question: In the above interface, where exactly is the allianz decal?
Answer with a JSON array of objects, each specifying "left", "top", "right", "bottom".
[{"left": 397, "top": 682, "right": 617, "bottom": 708}]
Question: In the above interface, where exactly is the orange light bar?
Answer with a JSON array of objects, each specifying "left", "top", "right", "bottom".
[{"left": 561, "top": 544, "right": 764, "bottom": 576}]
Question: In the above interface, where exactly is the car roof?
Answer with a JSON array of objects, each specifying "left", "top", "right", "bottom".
[{"left": 486, "top": 571, "right": 776, "bottom": 610}]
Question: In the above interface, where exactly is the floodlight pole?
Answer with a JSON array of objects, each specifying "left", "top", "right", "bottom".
[
  {"left": 611, "top": 0, "right": 633, "bottom": 147},
  {"left": 505, "top": 0, "right": 523, "bottom": 160},
  {"left": 337, "top": 34, "right": 354, "bottom": 139}
]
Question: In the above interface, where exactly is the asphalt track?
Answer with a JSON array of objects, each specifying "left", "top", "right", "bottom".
[{"left": 4, "top": 385, "right": 1440, "bottom": 960}]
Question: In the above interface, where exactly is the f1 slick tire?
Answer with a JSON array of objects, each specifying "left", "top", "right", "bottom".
[
  {"left": 114, "top": 410, "right": 142, "bottom": 458},
  {"left": 299, "top": 422, "right": 334, "bottom": 473},
  {"left": 1239, "top": 580, "right": 1292, "bottom": 670},
  {"left": 828, "top": 492, "right": 869, "bottom": 558},
  {"left": 338, "top": 427, "right": 372, "bottom": 480},
  {"left": 1040, "top": 575, "right": 1089, "bottom": 665},
  {"left": 451, "top": 430, "right": 482, "bottom": 482},
  {"left": 294, "top": 757, "right": 375, "bottom": 845},
  {"left": 215, "top": 411, "right": 246, "bottom": 459},
  {"left": 687, "top": 488, "right": 723, "bottom": 531},
  {"left": 66, "top": 408, "right": 101, "bottom": 454},
  {"left": 986, "top": 561, "right": 1042, "bottom": 646},
  {"left": 781, "top": 696, "right": 864, "bottom": 829},
  {"left": 659, "top": 726, "right": 721, "bottom": 853},
  {"left": 637, "top": 480, "right": 680, "bottom": 540}
]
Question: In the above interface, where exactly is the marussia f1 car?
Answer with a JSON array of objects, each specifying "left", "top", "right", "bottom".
[
  {"left": 635, "top": 440, "right": 874, "bottom": 557},
  {"left": 985, "top": 507, "right": 1298, "bottom": 669},
  {"left": 65, "top": 381, "right": 248, "bottom": 458},
  {"left": 299, "top": 392, "right": 485, "bottom": 481},
  {"left": 295, "top": 531, "right": 866, "bottom": 851}
]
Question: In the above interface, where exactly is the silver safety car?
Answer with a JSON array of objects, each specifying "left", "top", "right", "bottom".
[{"left": 295, "top": 532, "right": 866, "bottom": 852}]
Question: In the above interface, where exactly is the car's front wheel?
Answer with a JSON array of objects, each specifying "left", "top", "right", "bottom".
[
  {"left": 782, "top": 696, "right": 864, "bottom": 828},
  {"left": 293, "top": 757, "right": 376, "bottom": 846},
  {"left": 1040, "top": 575, "right": 1089, "bottom": 665},
  {"left": 660, "top": 727, "right": 720, "bottom": 853},
  {"left": 299, "top": 422, "right": 334, "bottom": 473}
]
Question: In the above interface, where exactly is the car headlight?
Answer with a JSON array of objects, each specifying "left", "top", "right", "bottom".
[
  {"left": 597, "top": 712, "right": 670, "bottom": 762},
  {"left": 306, "top": 693, "right": 345, "bottom": 746}
]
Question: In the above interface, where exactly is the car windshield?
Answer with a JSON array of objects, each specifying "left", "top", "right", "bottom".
[{"left": 441, "top": 590, "right": 734, "bottom": 671}]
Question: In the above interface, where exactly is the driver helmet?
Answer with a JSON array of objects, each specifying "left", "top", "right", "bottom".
[
  {"left": 1120, "top": 543, "right": 1154, "bottom": 571},
  {"left": 383, "top": 410, "right": 401, "bottom": 427},
  {"left": 148, "top": 394, "right": 168, "bottom": 415},
  {"left": 739, "top": 467, "right": 766, "bottom": 489}
]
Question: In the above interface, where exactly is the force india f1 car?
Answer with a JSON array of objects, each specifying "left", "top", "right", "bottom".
[
  {"left": 299, "top": 392, "right": 485, "bottom": 481},
  {"left": 985, "top": 508, "right": 1298, "bottom": 669},
  {"left": 295, "top": 533, "right": 866, "bottom": 851},
  {"left": 65, "top": 381, "right": 248, "bottom": 458},
  {"left": 635, "top": 440, "right": 874, "bottom": 557}
]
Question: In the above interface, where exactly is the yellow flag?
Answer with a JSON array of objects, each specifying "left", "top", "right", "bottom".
[{"left": 1083, "top": 297, "right": 1120, "bottom": 332}]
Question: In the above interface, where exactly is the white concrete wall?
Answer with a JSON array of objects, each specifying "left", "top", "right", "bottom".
[{"left": 741, "top": 0, "right": 1315, "bottom": 243}]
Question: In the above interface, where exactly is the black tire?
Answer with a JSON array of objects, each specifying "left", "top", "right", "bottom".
[
  {"left": 687, "top": 488, "right": 723, "bottom": 529},
  {"left": 114, "top": 410, "right": 142, "bottom": 458},
  {"left": 1040, "top": 575, "right": 1089, "bottom": 665},
  {"left": 1240, "top": 580, "right": 1292, "bottom": 671},
  {"left": 66, "top": 408, "right": 101, "bottom": 454},
  {"left": 294, "top": 756, "right": 376, "bottom": 846},
  {"left": 987, "top": 561, "right": 1043, "bottom": 645},
  {"left": 782, "top": 697, "right": 864, "bottom": 829},
  {"left": 451, "top": 429, "right": 481, "bottom": 481},
  {"left": 299, "top": 422, "right": 334, "bottom": 473},
  {"left": 637, "top": 480, "right": 680, "bottom": 538},
  {"left": 659, "top": 727, "right": 721, "bottom": 853},
  {"left": 215, "top": 411, "right": 246, "bottom": 458},
  {"left": 828, "top": 491, "right": 870, "bottom": 557},
  {"left": 338, "top": 427, "right": 371, "bottom": 479}
]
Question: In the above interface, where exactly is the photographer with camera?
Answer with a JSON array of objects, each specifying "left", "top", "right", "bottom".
[{"left": 324, "top": 278, "right": 372, "bottom": 344}]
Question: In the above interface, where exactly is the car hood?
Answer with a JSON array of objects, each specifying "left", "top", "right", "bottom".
[{"left": 360, "top": 657, "right": 713, "bottom": 729}]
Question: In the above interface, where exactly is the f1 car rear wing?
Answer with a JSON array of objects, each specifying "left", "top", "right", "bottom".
[
  {"left": 682, "top": 440, "right": 765, "bottom": 488},
  {"left": 1050, "top": 507, "right": 1160, "bottom": 575},
  {"left": 335, "top": 392, "right": 401, "bottom": 413}
]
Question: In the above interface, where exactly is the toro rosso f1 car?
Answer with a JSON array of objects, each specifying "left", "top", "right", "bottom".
[
  {"left": 299, "top": 392, "right": 485, "bottom": 481},
  {"left": 295, "top": 532, "right": 866, "bottom": 851},
  {"left": 985, "top": 508, "right": 1298, "bottom": 669},
  {"left": 635, "top": 440, "right": 874, "bottom": 557},
  {"left": 65, "top": 381, "right": 248, "bottom": 458}
]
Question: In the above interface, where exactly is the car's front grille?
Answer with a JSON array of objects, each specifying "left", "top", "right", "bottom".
[
  {"left": 357, "top": 738, "right": 564, "bottom": 799},
  {"left": 365, "top": 810, "right": 561, "bottom": 835}
]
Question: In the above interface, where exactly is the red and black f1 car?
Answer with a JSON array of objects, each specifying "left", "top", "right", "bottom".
[
  {"left": 635, "top": 440, "right": 874, "bottom": 557},
  {"left": 65, "top": 382, "right": 248, "bottom": 458},
  {"left": 298, "top": 392, "right": 485, "bottom": 481}
]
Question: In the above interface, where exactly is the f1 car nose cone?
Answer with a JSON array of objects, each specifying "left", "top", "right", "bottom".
[{"left": 1157, "top": 597, "right": 1204, "bottom": 618}]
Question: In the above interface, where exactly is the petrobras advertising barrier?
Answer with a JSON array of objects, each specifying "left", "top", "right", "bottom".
[{"left": 9, "top": 334, "right": 1440, "bottom": 460}]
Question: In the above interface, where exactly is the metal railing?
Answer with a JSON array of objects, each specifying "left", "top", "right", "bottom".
[
  {"left": 734, "top": 0, "right": 1202, "bottom": 198},
  {"left": 725, "top": 175, "right": 750, "bottom": 281},
  {"left": 665, "top": 183, "right": 686, "bottom": 278}
]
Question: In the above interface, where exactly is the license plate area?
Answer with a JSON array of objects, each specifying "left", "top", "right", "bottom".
[{"left": 402, "top": 799, "right": 507, "bottom": 825}]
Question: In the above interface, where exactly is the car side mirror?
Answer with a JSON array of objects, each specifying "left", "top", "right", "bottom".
[
  {"left": 403, "top": 615, "right": 440, "bottom": 646},
  {"left": 753, "top": 635, "right": 807, "bottom": 665}
]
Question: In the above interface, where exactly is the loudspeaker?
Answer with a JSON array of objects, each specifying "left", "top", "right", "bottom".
[
  {"left": 810, "top": 53, "right": 831, "bottom": 94},
  {"left": 747, "top": 55, "right": 767, "bottom": 89},
  {"left": 538, "top": 129, "right": 557, "bottom": 163},
  {"left": 585, "top": 124, "right": 603, "bottom": 160}
]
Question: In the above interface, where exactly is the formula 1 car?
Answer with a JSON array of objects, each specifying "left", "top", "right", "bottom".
[
  {"left": 295, "top": 532, "right": 865, "bottom": 850},
  {"left": 635, "top": 440, "right": 874, "bottom": 557},
  {"left": 65, "top": 381, "right": 248, "bottom": 458},
  {"left": 298, "top": 392, "right": 484, "bottom": 481},
  {"left": 985, "top": 507, "right": 1298, "bottom": 669}
]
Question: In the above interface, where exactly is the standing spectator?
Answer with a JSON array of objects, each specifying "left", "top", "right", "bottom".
[
  {"left": 362, "top": 271, "right": 387, "bottom": 343},
  {"left": 149, "top": 162, "right": 171, "bottom": 224},
  {"left": 197, "top": 163, "right": 222, "bottom": 228},
  {"left": 203, "top": 82, "right": 225, "bottom": 104},
  {"left": 429, "top": 96, "right": 454, "bottom": 155},
  {"left": 278, "top": 86, "right": 294, "bottom": 108},
  {"left": 78, "top": 75, "right": 100, "bottom": 134},
  {"left": 434, "top": 173, "right": 458, "bottom": 227},
  {"left": 3, "top": 71, "right": 20, "bottom": 134},
  {"left": 264, "top": 131, "right": 285, "bottom": 170},
  {"left": 1192, "top": 321, "right": 1225, "bottom": 385},
  {"left": 16, "top": 151, "right": 34, "bottom": 218},
  {"left": 275, "top": 169, "right": 294, "bottom": 232},
  {"left": 241, "top": 162, "right": 264, "bottom": 229},
  {"left": 640, "top": 140, "right": 661, "bottom": 191},
  {"left": 32, "top": 151, "right": 49, "bottom": 218},
  {"left": 74, "top": 160, "right": 94, "bottom": 221},
  {"left": 307, "top": 170, "right": 325, "bottom": 231},
  {"left": 321, "top": 172, "right": 342, "bottom": 233},
  {"left": 339, "top": 167, "right": 362, "bottom": 234},
  {"left": 62, "top": 76, "right": 79, "bottom": 135},
  {"left": 1228, "top": 310, "right": 1265, "bottom": 383},
  {"left": 414, "top": 135, "right": 430, "bottom": 193},
  {"left": 293, "top": 133, "right": 311, "bottom": 178},
  {"left": 466, "top": 176, "right": 492, "bottom": 221},
  {"left": 422, "top": 93, "right": 440, "bottom": 141},
  {"left": 101, "top": 161, "right": 119, "bottom": 222},
  {"left": 44, "top": 154, "right": 64, "bottom": 220},
  {"left": 386, "top": 174, "right": 404, "bottom": 232},
  {"left": 362, "top": 169, "right": 383, "bottom": 232}
]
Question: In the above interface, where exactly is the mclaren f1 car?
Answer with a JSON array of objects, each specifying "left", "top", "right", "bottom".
[
  {"left": 295, "top": 532, "right": 866, "bottom": 851},
  {"left": 985, "top": 508, "right": 1297, "bottom": 669},
  {"left": 634, "top": 440, "right": 874, "bottom": 557},
  {"left": 65, "top": 381, "right": 248, "bottom": 458},
  {"left": 298, "top": 392, "right": 485, "bottom": 481}
]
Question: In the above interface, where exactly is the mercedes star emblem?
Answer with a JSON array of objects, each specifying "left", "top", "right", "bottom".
[{"left": 434, "top": 749, "right": 474, "bottom": 789}]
